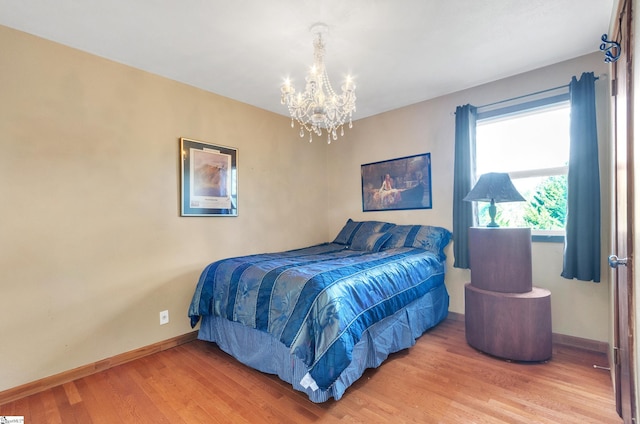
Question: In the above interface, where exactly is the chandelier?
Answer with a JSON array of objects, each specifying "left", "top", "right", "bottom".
[{"left": 280, "top": 23, "right": 356, "bottom": 144}]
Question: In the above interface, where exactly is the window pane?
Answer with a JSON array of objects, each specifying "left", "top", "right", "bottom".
[
  {"left": 477, "top": 175, "right": 567, "bottom": 230},
  {"left": 476, "top": 104, "right": 570, "bottom": 175}
]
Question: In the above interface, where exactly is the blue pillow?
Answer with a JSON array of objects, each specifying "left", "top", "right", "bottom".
[
  {"left": 350, "top": 231, "right": 393, "bottom": 252},
  {"left": 382, "top": 225, "right": 452, "bottom": 260},
  {"left": 333, "top": 219, "right": 395, "bottom": 245}
]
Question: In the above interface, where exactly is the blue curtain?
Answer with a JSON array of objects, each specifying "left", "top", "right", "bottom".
[
  {"left": 453, "top": 104, "right": 477, "bottom": 269},
  {"left": 561, "top": 72, "right": 601, "bottom": 282}
]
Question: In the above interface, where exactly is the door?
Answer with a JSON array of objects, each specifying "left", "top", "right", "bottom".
[{"left": 610, "top": 0, "right": 635, "bottom": 421}]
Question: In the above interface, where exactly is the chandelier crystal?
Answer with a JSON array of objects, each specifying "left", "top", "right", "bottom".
[{"left": 280, "top": 23, "right": 356, "bottom": 144}]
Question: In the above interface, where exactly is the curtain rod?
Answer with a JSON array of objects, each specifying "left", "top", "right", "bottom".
[
  {"left": 476, "top": 83, "right": 569, "bottom": 110},
  {"left": 475, "top": 75, "right": 600, "bottom": 110}
]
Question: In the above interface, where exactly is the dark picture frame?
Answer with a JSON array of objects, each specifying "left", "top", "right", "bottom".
[
  {"left": 180, "top": 137, "right": 238, "bottom": 216},
  {"left": 361, "top": 153, "right": 432, "bottom": 212}
]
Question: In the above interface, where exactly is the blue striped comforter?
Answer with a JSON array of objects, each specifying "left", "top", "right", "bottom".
[{"left": 188, "top": 242, "right": 447, "bottom": 390}]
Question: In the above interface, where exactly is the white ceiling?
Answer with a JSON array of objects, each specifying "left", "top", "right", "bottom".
[{"left": 0, "top": 0, "right": 615, "bottom": 120}]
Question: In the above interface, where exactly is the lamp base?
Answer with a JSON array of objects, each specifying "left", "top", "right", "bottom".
[{"left": 487, "top": 201, "right": 499, "bottom": 227}]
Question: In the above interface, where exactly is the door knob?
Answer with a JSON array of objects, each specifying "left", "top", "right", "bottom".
[{"left": 608, "top": 255, "right": 629, "bottom": 268}]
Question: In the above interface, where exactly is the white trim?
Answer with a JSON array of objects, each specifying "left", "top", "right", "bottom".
[{"left": 508, "top": 166, "right": 568, "bottom": 179}]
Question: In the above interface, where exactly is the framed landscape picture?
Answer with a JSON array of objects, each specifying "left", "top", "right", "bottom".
[
  {"left": 180, "top": 137, "right": 238, "bottom": 216},
  {"left": 361, "top": 152, "right": 432, "bottom": 212}
]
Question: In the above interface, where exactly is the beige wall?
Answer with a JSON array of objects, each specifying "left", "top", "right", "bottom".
[
  {"left": 326, "top": 52, "right": 612, "bottom": 343},
  {"left": 0, "top": 25, "right": 328, "bottom": 392},
  {"left": 0, "top": 23, "right": 614, "bottom": 394}
]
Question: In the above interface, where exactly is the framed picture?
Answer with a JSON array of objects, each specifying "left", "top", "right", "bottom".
[
  {"left": 180, "top": 137, "right": 238, "bottom": 216},
  {"left": 361, "top": 152, "right": 432, "bottom": 212}
]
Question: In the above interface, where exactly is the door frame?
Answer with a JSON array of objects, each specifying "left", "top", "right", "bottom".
[{"left": 611, "top": 0, "right": 636, "bottom": 421}]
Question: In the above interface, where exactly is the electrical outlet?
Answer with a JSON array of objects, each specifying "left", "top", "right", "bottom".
[{"left": 159, "top": 310, "right": 169, "bottom": 325}]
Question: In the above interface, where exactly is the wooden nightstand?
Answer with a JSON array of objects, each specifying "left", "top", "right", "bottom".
[{"left": 464, "top": 227, "right": 552, "bottom": 362}]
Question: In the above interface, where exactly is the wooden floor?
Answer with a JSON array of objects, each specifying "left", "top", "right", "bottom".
[{"left": 0, "top": 318, "right": 622, "bottom": 423}]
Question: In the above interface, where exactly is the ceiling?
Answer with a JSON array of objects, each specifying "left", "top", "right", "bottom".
[{"left": 0, "top": 0, "right": 615, "bottom": 120}]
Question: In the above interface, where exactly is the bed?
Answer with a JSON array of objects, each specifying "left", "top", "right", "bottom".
[{"left": 188, "top": 219, "right": 451, "bottom": 402}]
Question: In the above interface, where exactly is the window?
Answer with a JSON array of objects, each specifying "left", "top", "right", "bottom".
[{"left": 475, "top": 95, "right": 570, "bottom": 238}]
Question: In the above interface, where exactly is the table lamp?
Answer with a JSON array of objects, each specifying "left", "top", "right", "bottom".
[{"left": 463, "top": 172, "right": 525, "bottom": 227}]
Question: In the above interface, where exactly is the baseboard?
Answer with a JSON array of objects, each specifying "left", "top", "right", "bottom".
[
  {"left": 448, "top": 311, "right": 609, "bottom": 354},
  {"left": 552, "top": 333, "right": 609, "bottom": 354},
  {"left": 447, "top": 311, "right": 465, "bottom": 322},
  {"left": 0, "top": 331, "right": 198, "bottom": 406}
]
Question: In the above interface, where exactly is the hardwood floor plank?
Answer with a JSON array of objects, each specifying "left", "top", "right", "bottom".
[
  {"left": 125, "top": 362, "right": 190, "bottom": 424},
  {"left": 78, "top": 372, "right": 132, "bottom": 423},
  {"left": 50, "top": 385, "right": 81, "bottom": 424},
  {"left": 0, "top": 318, "right": 622, "bottom": 423},
  {"left": 61, "top": 381, "right": 83, "bottom": 406},
  {"left": 27, "top": 391, "right": 50, "bottom": 424},
  {"left": 153, "top": 351, "right": 252, "bottom": 423}
]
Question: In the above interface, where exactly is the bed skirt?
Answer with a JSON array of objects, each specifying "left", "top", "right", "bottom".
[{"left": 197, "top": 283, "right": 449, "bottom": 402}]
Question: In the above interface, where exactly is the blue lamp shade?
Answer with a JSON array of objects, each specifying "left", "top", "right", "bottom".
[{"left": 463, "top": 172, "right": 525, "bottom": 227}]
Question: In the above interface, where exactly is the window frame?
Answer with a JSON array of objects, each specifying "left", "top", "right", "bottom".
[{"left": 475, "top": 91, "right": 570, "bottom": 242}]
